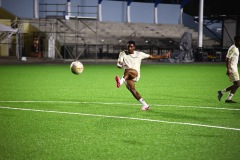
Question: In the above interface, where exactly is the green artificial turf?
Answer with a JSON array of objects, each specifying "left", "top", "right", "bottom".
[{"left": 0, "top": 62, "right": 240, "bottom": 160}]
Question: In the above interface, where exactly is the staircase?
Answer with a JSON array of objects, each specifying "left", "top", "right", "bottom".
[{"left": 0, "top": 19, "right": 19, "bottom": 46}]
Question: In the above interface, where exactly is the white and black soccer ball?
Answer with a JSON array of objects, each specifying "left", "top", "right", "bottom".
[{"left": 70, "top": 61, "right": 84, "bottom": 75}]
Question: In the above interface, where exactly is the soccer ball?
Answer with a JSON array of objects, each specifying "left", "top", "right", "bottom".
[{"left": 70, "top": 61, "right": 84, "bottom": 75}]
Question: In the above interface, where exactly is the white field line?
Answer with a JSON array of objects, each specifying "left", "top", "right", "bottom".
[
  {"left": 0, "top": 102, "right": 240, "bottom": 131},
  {"left": 0, "top": 100, "right": 240, "bottom": 111}
]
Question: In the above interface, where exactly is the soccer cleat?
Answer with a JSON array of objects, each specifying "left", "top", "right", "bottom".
[
  {"left": 115, "top": 76, "right": 121, "bottom": 88},
  {"left": 141, "top": 106, "right": 150, "bottom": 111},
  {"left": 225, "top": 100, "right": 237, "bottom": 103},
  {"left": 217, "top": 91, "right": 223, "bottom": 101}
]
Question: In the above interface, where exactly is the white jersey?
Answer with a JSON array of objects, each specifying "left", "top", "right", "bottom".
[
  {"left": 117, "top": 50, "right": 150, "bottom": 80},
  {"left": 226, "top": 44, "right": 239, "bottom": 72}
]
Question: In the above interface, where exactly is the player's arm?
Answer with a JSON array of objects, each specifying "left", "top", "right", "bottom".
[
  {"left": 117, "top": 61, "right": 123, "bottom": 69},
  {"left": 117, "top": 51, "right": 125, "bottom": 69},
  {"left": 148, "top": 52, "right": 171, "bottom": 59},
  {"left": 225, "top": 57, "right": 231, "bottom": 76},
  {"left": 225, "top": 47, "right": 234, "bottom": 76}
]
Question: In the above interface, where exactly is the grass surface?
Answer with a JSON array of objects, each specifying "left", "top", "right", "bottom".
[{"left": 0, "top": 62, "right": 240, "bottom": 160}]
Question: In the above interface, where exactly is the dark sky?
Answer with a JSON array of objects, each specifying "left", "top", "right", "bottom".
[
  {"left": 183, "top": 0, "right": 240, "bottom": 17},
  {"left": 114, "top": 0, "right": 240, "bottom": 17}
]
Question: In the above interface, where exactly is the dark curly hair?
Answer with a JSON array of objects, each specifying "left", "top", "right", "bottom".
[
  {"left": 127, "top": 40, "right": 135, "bottom": 46},
  {"left": 234, "top": 35, "right": 240, "bottom": 42}
]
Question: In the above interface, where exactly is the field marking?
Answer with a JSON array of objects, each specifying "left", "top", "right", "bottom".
[
  {"left": 0, "top": 100, "right": 240, "bottom": 111},
  {"left": 0, "top": 105, "right": 240, "bottom": 131}
]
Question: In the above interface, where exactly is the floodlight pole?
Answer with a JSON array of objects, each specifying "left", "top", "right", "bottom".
[
  {"left": 34, "top": 0, "right": 39, "bottom": 18},
  {"left": 198, "top": 0, "right": 204, "bottom": 49}
]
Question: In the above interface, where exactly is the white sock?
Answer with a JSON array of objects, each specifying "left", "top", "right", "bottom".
[
  {"left": 226, "top": 93, "right": 234, "bottom": 100},
  {"left": 120, "top": 77, "right": 125, "bottom": 85},
  {"left": 221, "top": 89, "right": 227, "bottom": 94},
  {"left": 139, "top": 98, "right": 148, "bottom": 107}
]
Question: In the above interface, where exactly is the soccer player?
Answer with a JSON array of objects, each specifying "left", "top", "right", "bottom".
[
  {"left": 218, "top": 35, "right": 240, "bottom": 103},
  {"left": 115, "top": 40, "right": 171, "bottom": 110}
]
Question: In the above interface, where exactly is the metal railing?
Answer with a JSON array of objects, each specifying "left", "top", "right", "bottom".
[{"left": 39, "top": 3, "right": 97, "bottom": 19}]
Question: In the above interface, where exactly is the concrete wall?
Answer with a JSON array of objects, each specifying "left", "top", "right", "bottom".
[{"left": 1, "top": 0, "right": 181, "bottom": 24}]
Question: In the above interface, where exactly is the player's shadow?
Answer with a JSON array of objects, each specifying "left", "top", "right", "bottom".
[{"left": 141, "top": 109, "right": 208, "bottom": 122}]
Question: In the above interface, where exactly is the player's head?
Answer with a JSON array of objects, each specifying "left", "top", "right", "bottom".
[
  {"left": 234, "top": 35, "right": 240, "bottom": 48},
  {"left": 127, "top": 41, "right": 136, "bottom": 53},
  {"left": 127, "top": 40, "right": 135, "bottom": 46}
]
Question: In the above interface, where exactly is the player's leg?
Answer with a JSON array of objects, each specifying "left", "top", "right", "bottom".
[
  {"left": 224, "top": 81, "right": 240, "bottom": 93},
  {"left": 218, "top": 83, "right": 235, "bottom": 101},
  {"left": 225, "top": 80, "right": 240, "bottom": 103},
  {"left": 123, "top": 69, "right": 138, "bottom": 80},
  {"left": 125, "top": 79, "right": 150, "bottom": 110},
  {"left": 125, "top": 79, "right": 141, "bottom": 100},
  {"left": 224, "top": 72, "right": 240, "bottom": 103},
  {"left": 115, "top": 69, "right": 138, "bottom": 88},
  {"left": 218, "top": 72, "right": 239, "bottom": 102}
]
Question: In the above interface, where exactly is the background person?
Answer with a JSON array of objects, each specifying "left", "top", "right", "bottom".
[{"left": 218, "top": 35, "right": 240, "bottom": 103}]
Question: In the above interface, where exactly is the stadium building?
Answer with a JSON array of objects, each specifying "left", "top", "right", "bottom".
[{"left": 0, "top": 0, "right": 239, "bottom": 62}]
